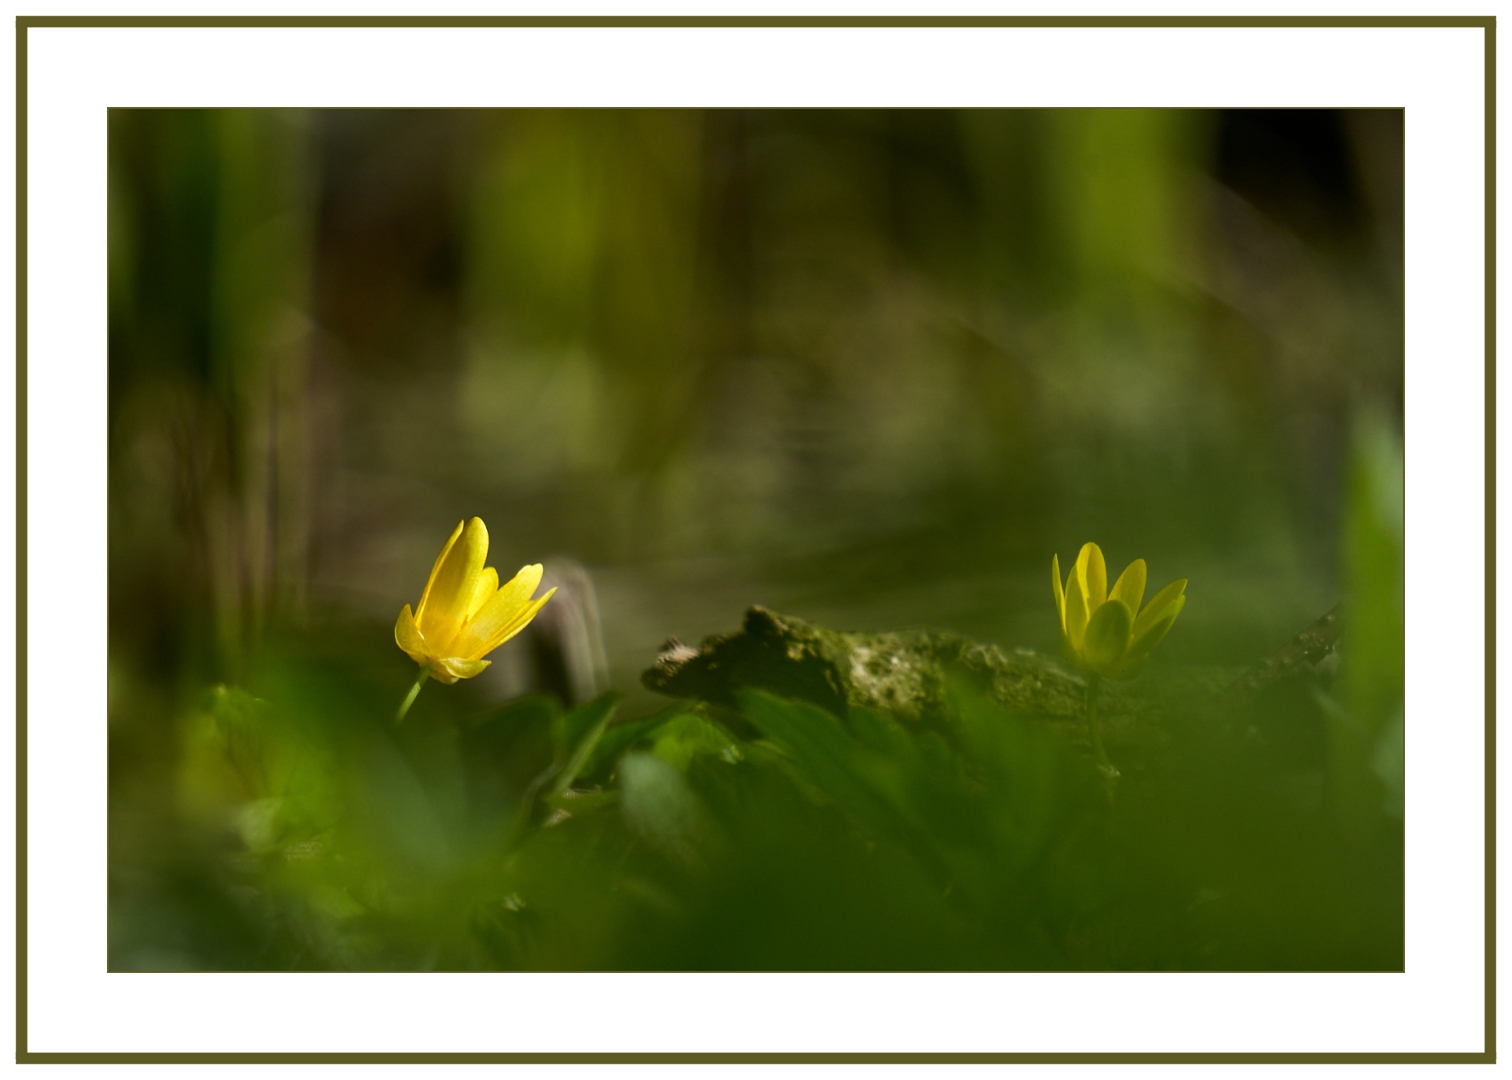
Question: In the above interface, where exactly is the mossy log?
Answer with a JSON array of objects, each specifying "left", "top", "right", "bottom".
[
  {"left": 643, "top": 605, "right": 1087, "bottom": 726},
  {"left": 640, "top": 606, "right": 1297, "bottom": 771}
]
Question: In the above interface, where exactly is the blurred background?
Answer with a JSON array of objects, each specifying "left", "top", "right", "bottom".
[{"left": 107, "top": 109, "right": 1403, "bottom": 971}]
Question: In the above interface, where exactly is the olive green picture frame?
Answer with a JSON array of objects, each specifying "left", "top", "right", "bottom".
[{"left": 15, "top": 14, "right": 1495, "bottom": 1064}]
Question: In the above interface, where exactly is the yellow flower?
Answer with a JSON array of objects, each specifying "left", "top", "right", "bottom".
[
  {"left": 1053, "top": 542, "right": 1186, "bottom": 680},
  {"left": 394, "top": 518, "right": 557, "bottom": 684}
]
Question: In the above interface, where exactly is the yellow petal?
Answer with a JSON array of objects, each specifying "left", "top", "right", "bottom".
[
  {"left": 1076, "top": 542, "right": 1107, "bottom": 611},
  {"left": 1082, "top": 598, "right": 1133, "bottom": 676},
  {"left": 394, "top": 604, "right": 429, "bottom": 665},
  {"left": 1109, "top": 559, "right": 1147, "bottom": 616},
  {"left": 1064, "top": 570, "right": 1090, "bottom": 652},
  {"left": 1133, "top": 578, "right": 1187, "bottom": 641},
  {"left": 427, "top": 657, "right": 492, "bottom": 684},
  {"left": 414, "top": 520, "right": 464, "bottom": 622},
  {"left": 465, "top": 566, "right": 499, "bottom": 621},
  {"left": 1123, "top": 593, "right": 1185, "bottom": 666},
  {"left": 418, "top": 517, "right": 490, "bottom": 649},
  {"left": 503, "top": 563, "right": 546, "bottom": 610},
  {"left": 1052, "top": 553, "right": 1066, "bottom": 630},
  {"left": 471, "top": 587, "right": 557, "bottom": 659},
  {"left": 450, "top": 564, "right": 546, "bottom": 659}
]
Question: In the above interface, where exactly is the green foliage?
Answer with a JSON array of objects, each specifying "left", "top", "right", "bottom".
[
  {"left": 547, "top": 691, "right": 623, "bottom": 798},
  {"left": 1324, "top": 411, "right": 1406, "bottom": 824},
  {"left": 1341, "top": 412, "right": 1405, "bottom": 735},
  {"left": 115, "top": 613, "right": 1402, "bottom": 971}
]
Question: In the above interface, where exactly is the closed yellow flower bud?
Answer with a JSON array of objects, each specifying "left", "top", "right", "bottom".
[{"left": 1053, "top": 542, "right": 1185, "bottom": 680}]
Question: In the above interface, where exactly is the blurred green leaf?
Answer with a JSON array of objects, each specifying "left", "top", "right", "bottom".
[
  {"left": 459, "top": 694, "right": 559, "bottom": 828},
  {"left": 1341, "top": 409, "right": 1404, "bottom": 737},
  {"left": 540, "top": 787, "right": 619, "bottom": 816},
  {"left": 582, "top": 704, "right": 702, "bottom": 782},
  {"left": 618, "top": 751, "right": 714, "bottom": 868},
  {"left": 736, "top": 690, "right": 947, "bottom": 881},
  {"left": 546, "top": 691, "right": 623, "bottom": 798},
  {"left": 649, "top": 712, "right": 741, "bottom": 771}
]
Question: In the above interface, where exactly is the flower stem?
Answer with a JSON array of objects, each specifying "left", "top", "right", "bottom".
[
  {"left": 395, "top": 669, "right": 430, "bottom": 726},
  {"left": 1086, "top": 674, "right": 1119, "bottom": 790}
]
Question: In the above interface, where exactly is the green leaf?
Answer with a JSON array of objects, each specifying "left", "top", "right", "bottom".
[
  {"left": 948, "top": 677, "right": 1105, "bottom": 873},
  {"left": 540, "top": 787, "right": 620, "bottom": 816},
  {"left": 471, "top": 693, "right": 560, "bottom": 732},
  {"left": 582, "top": 704, "right": 702, "bottom": 782},
  {"left": 1370, "top": 708, "right": 1404, "bottom": 819},
  {"left": 650, "top": 712, "right": 741, "bottom": 771},
  {"left": 618, "top": 751, "right": 713, "bottom": 867},
  {"left": 847, "top": 707, "right": 912, "bottom": 757},
  {"left": 460, "top": 694, "right": 560, "bottom": 822},
  {"left": 1341, "top": 410, "right": 1404, "bottom": 735},
  {"left": 203, "top": 684, "right": 279, "bottom": 794},
  {"left": 736, "top": 690, "right": 944, "bottom": 879},
  {"left": 546, "top": 691, "right": 623, "bottom": 799}
]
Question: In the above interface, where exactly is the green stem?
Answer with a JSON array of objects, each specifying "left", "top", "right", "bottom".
[
  {"left": 395, "top": 669, "right": 430, "bottom": 726},
  {"left": 1086, "top": 674, "right": 1116, "bottom": 778}
]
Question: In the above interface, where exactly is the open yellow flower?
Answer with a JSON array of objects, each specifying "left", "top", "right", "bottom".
[
  {"left": 395, "top": 518, "right": 557, "bottom": 685},
  {"left": 1053, "top": 542, "right": 1186, "bottom": 680}
]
